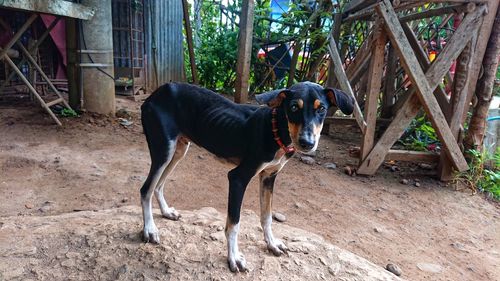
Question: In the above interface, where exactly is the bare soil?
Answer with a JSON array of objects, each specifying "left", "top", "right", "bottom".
[{"left": 0, "top": 97, "right": 499, "bottom": 280}]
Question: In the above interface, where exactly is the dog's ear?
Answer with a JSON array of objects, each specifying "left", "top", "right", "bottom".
[
  {"left": 324, "top": 88, "right": 355, "bottom": 115},
  {"left": 255, "top": 89, "right": 290, "bottom": 107}
]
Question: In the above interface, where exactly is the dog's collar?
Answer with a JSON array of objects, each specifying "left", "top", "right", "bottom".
[{"left": 271, "top": 108, "right": 295, "bottom": 157}]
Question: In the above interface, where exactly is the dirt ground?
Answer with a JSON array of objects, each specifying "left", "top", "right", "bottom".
[{"left": 0, "top": 97, "right": 499, "bottom": 280}]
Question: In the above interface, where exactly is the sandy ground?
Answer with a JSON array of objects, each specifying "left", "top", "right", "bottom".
[{"left": 0, "top": 97, "right": 499, "bottom": 280}]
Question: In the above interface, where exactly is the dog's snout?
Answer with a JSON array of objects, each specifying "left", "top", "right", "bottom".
[{"left": 298, "top": 138, "right": 315, "bottom": 150}]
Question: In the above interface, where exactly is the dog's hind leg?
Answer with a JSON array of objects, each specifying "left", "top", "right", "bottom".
[
  {"left": 140, "top": 105, "right": 179, "bottom": 244},
  {"left": 154, "top": 136, "right": 190, "bottom": 220}
]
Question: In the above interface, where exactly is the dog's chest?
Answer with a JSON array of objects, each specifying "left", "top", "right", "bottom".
[{"left": 257, "top": 149, "right": 290, "bottom": 175}]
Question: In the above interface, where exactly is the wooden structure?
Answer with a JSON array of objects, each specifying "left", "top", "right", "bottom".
[
  {"left": 325, "top": 0, "right": 498, "bottom": 180},
  {"left": 0, "top": 1, "right": 95, "bottom": 125},
  {"left": 112, "top": 0, "right": 147, "bottom": 99}
]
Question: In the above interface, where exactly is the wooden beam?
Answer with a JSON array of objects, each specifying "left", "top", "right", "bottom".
[
  {"left": 324, "top": 116, "right": 392, "bottom": 126},
  {"left": 376, "top": 0, "right": 468, "bottom": 171},
  {"left": 182, "top": 0, "right": 198, "bottom": 84},
  {"left": 401, "top": 22, "right": 452, "bottom": 119},
  {"left": 350, "top": 147, "right": 440, "bottom": 163},
  {"left": 381, "top": 43, "right": 397, "bottom": 118},
  {"left": 360, "top": 25, "right": 386, "bottom": 160},
  {"left": 344, "top": 0, "right": 377, "bottom": 14},
  {"left": 357, "top": 1, "right": 484, "bottom": 175},
  {"left": 400, "top": 3, "right": 472, "bottom": 22},
  {"left": 234, "top": 0, "right": 255, "bottom": 104},
  {"left": 326, "top": 13, "right": 343, "bottom": 87},
  {"left": 327, "top": 36, "right": 367, "bottom": 133},
  {"left": 0, "top": 0, "right": 95, "bottom": 20},
  {"left": 439, "top": 40, "right": 474, "bottom": 180}
]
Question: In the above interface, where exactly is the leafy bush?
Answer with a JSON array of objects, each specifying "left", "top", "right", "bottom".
[
  {"left": 456, "top": 148, "right": 500, "bottom": 200},
  {"left": 399, "top": 114, "right": 440, "bottom": 151}
]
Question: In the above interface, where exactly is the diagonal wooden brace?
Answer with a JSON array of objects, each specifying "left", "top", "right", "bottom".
[{"left": 357, "top": 0, "right": 486, "bottom": 174}]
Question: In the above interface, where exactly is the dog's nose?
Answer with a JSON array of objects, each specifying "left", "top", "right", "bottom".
[{"left": 298, "top": 138, "right": 315, "bottom": 150}]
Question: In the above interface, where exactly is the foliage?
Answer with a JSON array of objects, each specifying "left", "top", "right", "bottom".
[
  {"left": 456, "top": 148, "right": 500, "bottom": 200},
  {"left": 60, "top": 108, "right": 79, "bottom": 118},
  {"left": 399, "top": 114, "right": 440, "bottom": 151}
]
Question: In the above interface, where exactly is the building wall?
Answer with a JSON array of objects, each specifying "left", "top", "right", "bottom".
[{"left": 144, "top": 0, "right": 185, "bottom": 92}]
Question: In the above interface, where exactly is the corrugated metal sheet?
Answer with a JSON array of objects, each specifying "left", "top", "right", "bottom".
[{"left": 144, "top": 0, "right": 185, "bottom": 91}]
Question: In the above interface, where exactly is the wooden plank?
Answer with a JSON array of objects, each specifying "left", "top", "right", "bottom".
[
  {"left": 326, "top": 13, "right": 342, "bottom": 87},
  {"left": 344, "top": 0, "right": 376, "bottom": 14},
  {"left": 381, "top": 43, "right": 397, "bottom": 118},
  {"left": 182, "top": 0, "right": 198, "bottom": 84},
  {"left": 400, "top": 4, "right": 471, "bottom": 22},
  {"left": 360, "top": 25, "right": 386, "bottom": 160},
  {"left": 327, "top": 36, "right": 367, "bottom": 134},
  {"left": 402, "top": 22, "right": 451, "bottom": 119},
  {"left": 350, "top": 147, "right": 440, "bottom": 163},
  {"left": 376, "top": 0, "right": 468, "bottom": 172},
  {"left": 234, "top": 0, "right": 255, "bottom": 104},
  {"left": 324, "top": 116, "right": 392, "bottom": 126},
  {"left": 0, "top": 14, "right": 37, "bottom": 60},
  {"left": 0, "top": 0, "right": 95, "bottom": 20},
  {"left": 439, "top": 40, "right": 474, "bottom": 180}
]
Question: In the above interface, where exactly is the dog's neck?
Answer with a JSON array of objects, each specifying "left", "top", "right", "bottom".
[{"left": 271, "top": 108, "right": 295, "bottom": 157}]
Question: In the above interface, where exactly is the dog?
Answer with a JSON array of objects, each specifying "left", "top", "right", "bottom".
[{"left": 139, "top": 81, "right": 354, "bottom": 272}]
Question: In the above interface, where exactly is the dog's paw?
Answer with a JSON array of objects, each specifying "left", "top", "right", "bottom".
[
  {"left": 162, "top": 207, "right": 180, "bottom": 221},
  {"left": 143, "top": 225, "right": 160, "bottom": 244},
  {"left": 228, "top": 252, "right": 248, "bottom": 273},
  {"left": 267, "top": 239, "right": 288, "bottom": 256}
]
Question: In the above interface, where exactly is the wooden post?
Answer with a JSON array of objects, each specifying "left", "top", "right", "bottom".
[
  {"left": 439, "top": 41, "right": 474, "bottom": 180},
  {"left": 326, "top": 12, "right": 342, "bottom": 87},
  {"left": 381, "top": 43, "right": 396, "bottom": 118},
  {"left": 182, "top": 0, "right": 198, "bottom": 84},
  {"left": 462, "top": 0, "right": 499, "bottom": 123},
  {"left": 360, "top": 24, "right": 386, "bottom": 160},
  {"left": 66, "top": 18, "right": 80, "bottom": 109},
  {"left": 288, "top": 41, "right": 302, "bottom": 87},
  {"left": 327, "top": 36, "right": 367, "bottom": 133},
  {"left": 234, "top": 0, "right": 255, "bottom": 104}
]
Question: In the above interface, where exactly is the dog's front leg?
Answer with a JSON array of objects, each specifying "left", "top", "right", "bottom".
[
  {"left": 259, "top": 171, "right": 288, "bottom": 256},
  {"left": 225, "top": 165, "right": 255, "bottom": 272}
]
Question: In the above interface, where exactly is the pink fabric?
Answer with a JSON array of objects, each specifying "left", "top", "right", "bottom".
[{"left": 41, "top": 15, "right": 67, "bottom": 79}]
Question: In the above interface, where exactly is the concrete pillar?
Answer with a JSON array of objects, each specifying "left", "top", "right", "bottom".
[{"left": 80, "top": 0, "right": 115, "bottom": 115}]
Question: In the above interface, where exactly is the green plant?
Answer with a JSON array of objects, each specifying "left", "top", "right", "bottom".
[
  {"left": 399, "top": 114, "right": 440, "bottom": 151},
  {"left": 456, "top": 148, "right": 500, "bottom": 200},
  {"left": 60, "top": 108, "right": 79, "bottom": 118}
]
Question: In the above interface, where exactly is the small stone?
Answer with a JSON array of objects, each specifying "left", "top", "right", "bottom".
[
  {"left": 373, "top": 227, "right": 381, "bottom": 233},
  {"left": 418, "top": 163, "right": 433, "bottom": 170},
  {"left": 328, "top": 263, "right": 341, "bottom": 276},
  {"left": 300, "top": 156, "right": 315, "bottom": 165},
  {"left": 273, "top": 212, "right": 286, "bottom": 222},
  {"left": 414, "top": 182, "right": 421, "bottom": 187},
  {"left": 324, "top": 163, "right": 337, "bottom": 169},
  {"left": 294, "top": 202, "right": 303, "bottom": 209},
  {"left": 116, "top": 108, "right": 131, "bottom": 119},
  {"left": 386, "top": 263, "right": 402, "bottom": 276},
  {"left": 390, "top": 166, "right": 400, "bottom": 172},
  {"left": 25, "top": 203, "right": 33, "bottom": 209},
  {"left": 216, "top": 226, "right": 224, "bottom": 231},
  {"left": 198, "top": 155, "right": 205, "bottom": 159},
  {"left": 121, "top": 198, "right": 128, "bottom": 203},
  {"left": 400, "top": 179, "right": 409, "bottom": 185},
  {"left": 344, "top": 166, "right": 355, "bottom": 176},
  {"left": 417, "top": 262, "right": 442, "bottom": 273}
]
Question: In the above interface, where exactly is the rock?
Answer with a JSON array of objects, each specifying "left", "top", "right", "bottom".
[
  {"left": 294, "top": 202, "right": 304, "bottom": 209},
  {"left": 386, "top": 263, "right": 402, "bottom": 276},
  {"left": 418, "top": 163, "right": 433, "bottom": 170},
  {"left": 118, "top": 118, "right": 133, "bottom": 127},
  {"left": 198, "top": 155, "right": 205, "bottom": 159},
  {"left": 324, "top": 163, "right": 337, "bottom": 170},
  {"left": 0, "top": 206, "right": 401, "bottom": 280},
  {"left": 417, "top": 262, "right": 442, "bottom": 273},
  {"left": 344, "top": 166, "right": 356, "bottom": 176},
  {"left": 414, "top": 182, "right": 421, "bottom": 187},
  {"left": 116, "top": 108, "right": 131, "bottom": 119},
  {"left": 390, "top": 166, "right": 400, "bottom": 172},
  {"left": 300, "top": 156, "right": 315, "bottom": 165},
  {"left": 400, "top": 179, "right": 409, "bottom": 185},
  {"left": 272, "top": 212, "right": 286, "bottom": 222},
  {"left": 25, "top": 203, "right": 33, "bottom": 209}
]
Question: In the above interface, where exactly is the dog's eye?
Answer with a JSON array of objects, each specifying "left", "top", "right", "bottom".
[
  {"left": 317, "top": 105, "right": 326, "bottom": 114},
  {"left": 290, "top": 104, "right": 299, "bottom": 112}
]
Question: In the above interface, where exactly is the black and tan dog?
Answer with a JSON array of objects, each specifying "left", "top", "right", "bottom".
[{"left": 139, "top": 81, "right": 354, "bottom": 272}]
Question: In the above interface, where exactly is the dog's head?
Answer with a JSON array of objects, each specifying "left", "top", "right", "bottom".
[{"left": 256, "top": 82, "right": 354, "bottom": 153}]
